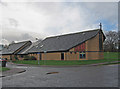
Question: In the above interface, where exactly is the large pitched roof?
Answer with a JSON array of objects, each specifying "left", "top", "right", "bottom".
[
  {"left": 2, "top": 41, "right": 31, "bottom": 54},
  {"left": 27, "top": 29, "right": 102, "bottom": 53}
]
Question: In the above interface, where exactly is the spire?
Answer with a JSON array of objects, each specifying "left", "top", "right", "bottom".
[{"left": 99, "top": 23, "right": 102, "bottom": 30}]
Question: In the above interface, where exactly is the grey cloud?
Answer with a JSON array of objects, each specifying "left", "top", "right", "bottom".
[
  {"left": 21, "top": 33, "right": 34, "bottom": 40},
  {"left": 0, "top": 1, "right": 8, "bottom": 6},
  {"left": 2, "top": 33, "right": 32, "bottom": 43},
  {"left": 8, "top": 18, "right": 18, "bottom": 28},
  {"left": 1, "top": 29, "right": 43, "bottom": 44}
]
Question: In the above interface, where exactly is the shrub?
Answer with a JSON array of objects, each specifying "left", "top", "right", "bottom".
[
  {"left": 30, "top": 56, "right": 37, "bottom": 60},
  {"left": 14, "top": 56, "right": 19, "bottom": 60},
  {"left": 5, "top": 58, "right": 7, "bottom": 60},
  {"left": 24, "top": 56, "right": 36, "bottom": 60},
  {"left": 24, "top": 55, "right": 30, "bottom": 60}
]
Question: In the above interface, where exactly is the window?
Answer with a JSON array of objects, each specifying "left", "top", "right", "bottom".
[
  {"left": 80, "top": 54, "right": 82, "bottom": 58},
  {"left": 82, "top": 54, "right": 86, "bottom": 59},
  {"left": 20, "top": 55, "right": 24, "bottom": 58},
  {"left": 40, "top": 45, "right": 43, "bottom": 48},
  {"left": 79, "top": 52, "right": 86, "bottom": 59},
  {"left": 36, "top": 46, "right": 38, "bottom": 48}
]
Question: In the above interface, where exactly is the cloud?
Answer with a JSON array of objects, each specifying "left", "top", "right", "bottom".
[
  {"left": 0, "top": 1, "right": 118, "bottom": 44},
  {"left": 1, "top": 0, "right": 119, "bottom": 2},
  {"left": 1, "top": 26, "right": 44, "bottom": 44}
]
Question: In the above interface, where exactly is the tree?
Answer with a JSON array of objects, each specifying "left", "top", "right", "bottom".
[{"left": 103, "top": 31, "right": 119, "bottom": 52}]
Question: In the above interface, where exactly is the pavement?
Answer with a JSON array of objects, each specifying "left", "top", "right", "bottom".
[
  {"left": 0, "top": 62, "right": 26, "bottom": 78},
  {"left": 90, "top": 61, "right": 120, "bottom": 66},
  {"left": 2, "top": 68, "right": 26, "bottom": 77}
]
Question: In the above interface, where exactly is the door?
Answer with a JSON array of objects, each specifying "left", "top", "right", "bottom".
[{"left": 61, "top": 53, "right": 64, "bottom": 60}]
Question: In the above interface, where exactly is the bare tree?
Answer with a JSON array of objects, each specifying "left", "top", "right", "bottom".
[
  {"left": 10, "top": 41, "right": 15, "bottom": 44},
  {"left": 103, "top": 31, "right": 119, "bottom": 52}
]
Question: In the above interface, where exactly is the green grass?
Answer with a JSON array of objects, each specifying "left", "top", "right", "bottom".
[
  {"left": 13, "top": 59, "right": 119, "bottom": 66},
  {"left": 0, "top": 67, "right": 10, "bottom": 72},
  {"left": 13, "top": 52, "right": 120, "bottom": 66},
  {"left": 104, "top": 52, "right": 119, "bottom": 60}
]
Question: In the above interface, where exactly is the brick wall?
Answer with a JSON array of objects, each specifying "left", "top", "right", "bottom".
[
  {"left": 2, "top": 55, "right": 10, "bottom": 60},
  {"left": 85, "top": 31, "right": 104, "bottom": 60},
  {"left": 29, "top": 53, "right": 61, "bottom": 60},
  {"left": 42, "top": 52, "right": 61, "bottom": 60}
]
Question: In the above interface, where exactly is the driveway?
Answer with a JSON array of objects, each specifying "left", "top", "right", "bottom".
[{"left": 2, "top": 62, "right": 119, "bottom": 87}]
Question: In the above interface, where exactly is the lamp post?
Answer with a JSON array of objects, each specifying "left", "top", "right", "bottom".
[
  {"left": 44, "top": 51, "right": 47, "bottom": 65},
  {"left": 38, "top": 52, "right": 40, "bottom": 65},
  {"left": 36, "top": 38, "right": 40, "bottom": 65}
]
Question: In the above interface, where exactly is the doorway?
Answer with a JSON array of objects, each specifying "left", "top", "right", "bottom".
[{"left": 61, "top": 53, "right": 64, "bottom": 60}]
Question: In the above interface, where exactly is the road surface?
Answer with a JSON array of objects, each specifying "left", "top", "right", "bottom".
[{"left": 2, "top": 63, "right": 119, "bottom": 87}]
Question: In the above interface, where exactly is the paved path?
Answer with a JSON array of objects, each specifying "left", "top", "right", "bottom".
[
  {"left": 2, "top": 62, "right": 119, "bottom": 87},
  {"left": 2, "top": 68, "right": 26, "bottom": 77},
  {"left": 0, "top": 62, "right": 26, "bottom": 77}
]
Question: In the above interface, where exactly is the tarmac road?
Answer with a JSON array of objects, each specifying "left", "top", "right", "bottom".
[{"left": 2, "top": 63, "right": 119, "bottom": 87}]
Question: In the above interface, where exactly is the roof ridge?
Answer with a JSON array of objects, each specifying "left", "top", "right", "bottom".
[
  {"left": 9, "top": 40, "right": 31, "bottom": 45},
  {"left": 46, "top": 29, "right": 100, "bottom": 39}
]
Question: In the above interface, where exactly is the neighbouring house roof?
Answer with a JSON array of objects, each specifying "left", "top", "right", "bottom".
[
  {"left": 0, "top": 51, "right": 1, "bottom": 56},
  {"left": 0, "top": 45, "right": 4, "bottom": 51},
  {"left": 1, "top": 41, "right": 32, "bottom": 55},
  {"left": 27, "top": 29, "right": 105, "bottom": 53}
]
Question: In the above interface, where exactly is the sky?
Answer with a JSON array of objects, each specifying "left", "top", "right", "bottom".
[{"left": 0, "top": 0, "right": 118, "bottom": 45}]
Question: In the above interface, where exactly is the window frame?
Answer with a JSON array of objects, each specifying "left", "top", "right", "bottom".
[{"left": 79, "top": 52, "right": 86, "bottom": 59}]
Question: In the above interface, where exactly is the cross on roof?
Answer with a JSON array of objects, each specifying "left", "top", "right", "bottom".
[{"left": 99, "top": 23, "right": 102, "bottom": 30}]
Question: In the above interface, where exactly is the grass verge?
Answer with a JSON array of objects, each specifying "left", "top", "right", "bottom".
[
  {"left": 13, "top": 59, "right": 120, "bottom": 66},
  {"left": 0, "top": 67, "right": 10, "bottom": 72},
  {"left": 12, "top": 52, "right": 119, "bottom": 66}
]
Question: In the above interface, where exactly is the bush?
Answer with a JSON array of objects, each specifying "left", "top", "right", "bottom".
[
  {"left": 24, "top": 56, "right": 36, "bottom": 60},
  {"left": 30, "top": 56, "right": 36, "bottom": 60},
  {"left": 24, "top": 55, "right": 30, "bottom": 60},
  {"left": 14, "top": 56, "right": 19, "bottom": 60},
  {"left": 5, "top": 58, "right": 7, "bottom": 60}
]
